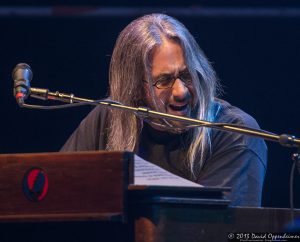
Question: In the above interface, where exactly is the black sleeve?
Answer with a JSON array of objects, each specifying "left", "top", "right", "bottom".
[
  {"left": 198, "top": 143, "right": 266, "bottom": 206},
  {"left": 197, "top": 102, "right": 267, "bottom": 207},
  {"left": 60, "top": 106, "right": 108, "bottom": 152}
]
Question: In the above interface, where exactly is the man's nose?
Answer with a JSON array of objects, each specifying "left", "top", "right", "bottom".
[{"left": 171, "top": 78, "right": 189, "bottom": 100}]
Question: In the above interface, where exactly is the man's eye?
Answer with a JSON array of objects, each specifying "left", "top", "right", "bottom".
[
  {"left": 180, "top": 71, "right": 191, "bottom": 80},
  {"left": 157, "top": 77, "right": 171, "bottom": 86}
]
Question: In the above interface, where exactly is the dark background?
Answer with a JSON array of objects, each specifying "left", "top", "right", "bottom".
[{"left": 1, "top": 2, "right": 300, "bottom": 208}]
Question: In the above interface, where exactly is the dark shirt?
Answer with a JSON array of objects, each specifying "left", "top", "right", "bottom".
[{"left": 61, "top": 99, "right": 267, "bottom": 207}]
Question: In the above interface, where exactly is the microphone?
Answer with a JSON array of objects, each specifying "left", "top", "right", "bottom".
[{"left": 12, "top": 63, "right": 33, "bottom": 106}]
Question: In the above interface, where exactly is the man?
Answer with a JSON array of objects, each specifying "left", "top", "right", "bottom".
[{"left": 61, "top": 14, "right": 267, "bottom": 206}]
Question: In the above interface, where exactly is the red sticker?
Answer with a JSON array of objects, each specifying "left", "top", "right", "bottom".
[{"left": 23, "top": 167, "right": 49, "bottom": 202}]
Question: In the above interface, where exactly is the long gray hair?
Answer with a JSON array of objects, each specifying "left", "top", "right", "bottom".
[{"left": 107, "top": 14, "right": 219, "bottom": 178}]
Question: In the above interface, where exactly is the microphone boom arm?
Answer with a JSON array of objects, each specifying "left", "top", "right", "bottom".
[{"left": 28, "top": 86, "right": 300, "bottom": 149}]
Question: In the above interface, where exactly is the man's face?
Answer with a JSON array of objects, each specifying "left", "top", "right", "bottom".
[{"left": 144, "top": 38, "right": 196, "bottom": 128}]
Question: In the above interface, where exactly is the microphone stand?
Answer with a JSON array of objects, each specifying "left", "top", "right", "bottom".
[{"left": 28, "top": 86, "right": 300, "bottom": 149}]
